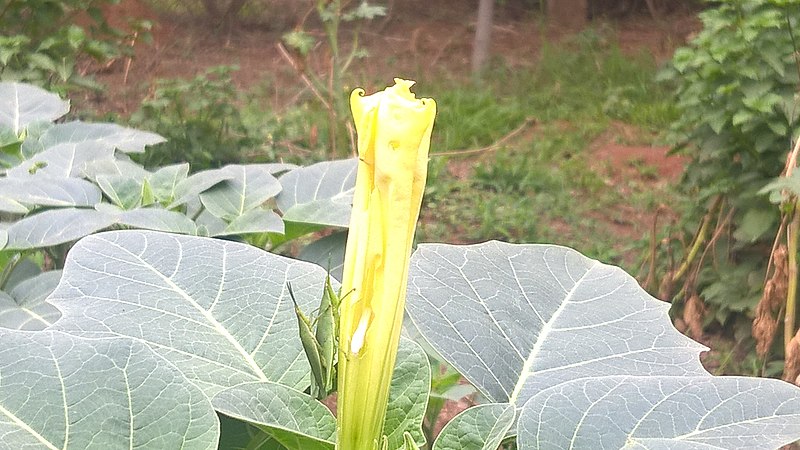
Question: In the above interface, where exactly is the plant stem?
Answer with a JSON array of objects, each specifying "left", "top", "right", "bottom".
[
  {"left": 787, "top": 203, "right": 800, "bottom": 351},
  {"left": 672, "top": 196, "right": 721, "bottom": 283}
]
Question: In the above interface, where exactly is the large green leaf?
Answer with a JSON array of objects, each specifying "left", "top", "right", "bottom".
[
  {"left": 113, "top": 207, "right": 198, "bottom": 235},
  {"left": 0, "top": 270, "right": 61, "bottom": 330},
  {"left": 213, "top": 382, "right": 336, "bottom": 450},
  {"left": 383, "top": 338, "right": 431, "bottom": 450},
  {"left": 200, "top": 165, "right": 282, "bottom": 221},
  {"left": 0, "top": 82, "right": 69, "bottom": 134},
  {"left": 0, "top": 329, "right": 219, "bottom": 449},
  {"left": 81, "top": 156, "right": 151, "bottom": 182},
  {"left": 276, "top": 159, "right": 356, "bottom": 228},
  {"left": 518, "top": 376, "right": 800, "bottom": 449},
  {"left": 47, "top": 230, "right": 326, "bottom": 396},
  {"left": 6, "top": 142, "right": 116, "bottom": 178},
  {"left": 406, "top": 242, "right": 800, "bottom": 449},
  {"left": 21, "top": 121, "right": 165, "bottom": 158},
  {"left": 4, "top": 208, "right": 116, "bottom": 250},
  {"left": 0, "top": 177, "right": 101, "bottom": 212},
  {"left": 432, "top": 404, "right": 514, "bottom": 450}
]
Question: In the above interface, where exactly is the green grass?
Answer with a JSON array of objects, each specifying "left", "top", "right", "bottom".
[{"left": 415, "top": 29, "right": 679, "bottom": 269}]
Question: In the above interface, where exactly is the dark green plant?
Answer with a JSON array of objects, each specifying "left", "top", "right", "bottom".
[
  {"left": 660, "top": 0, "right": 800, "bottom": 362},
  {"left": 0, "top": 0, "right": 124, "bottom": 92},
  {"left": 129, "top": 66, "right": 280, "bottom": 170}
]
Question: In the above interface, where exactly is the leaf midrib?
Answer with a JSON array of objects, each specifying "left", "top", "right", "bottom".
[
  {"left": 100, "top": 236, "right": 269, "bottom": 382},
  {"left": 508, "top": 257, "right": 598, "bottom": 405}
]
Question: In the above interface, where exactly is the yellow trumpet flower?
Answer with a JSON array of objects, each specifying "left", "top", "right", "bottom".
[{"left": 336, "top": 78, "right": 436, "bottom": 450}]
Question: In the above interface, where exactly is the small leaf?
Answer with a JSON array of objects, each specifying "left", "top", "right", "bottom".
[
  {"left": 97, "top": 174, "right": 143, "bottom": 209},
  {"left": 149, "top": 162, "right": 190, "bottom": 203},
  {"left": 170, "top": 168, "right": 236, "bottom": 208},
  {"left": 7, "top": 142, "right": 116, "bottom": 178},
  {"left": 81, "top": 156, "right": 150, "bottom": 182},
  {"left": 432, "top": 404, "right": 514, "bottom": 450},
  {"left": 200, "top": 165, "right": 282, "bottom": 220},
  {"left": 115, "top": 207, "right": 198, "bottom": 235},
  {"left": 276, "top": 159, "right": 357, "bottom": 228},
  {"left": 0, "top": 271, "right": 62, "bottom": 330},
  {"left": 383, "top": 338, "right": 431, "bottom": 450},
  {"left": 22, "top": 121, "right": 165, "bottom": 158},
  {"left": 213, "top": 381, "right": 336, "bottom": 450},
  {"left": 215, "top": 208, "right": 284, "bottom": 236},
  {"left": 0, "top": 177, "right": 101, "bottom": 210}
]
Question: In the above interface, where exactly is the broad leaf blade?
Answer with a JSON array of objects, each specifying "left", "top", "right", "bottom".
[
  {"left": 0, "top": 82, "right": 69, "bottom": 134},
  {"left": 149, "top": 163, "right": 190, "bottom": 203},
  {"left": 81, "top": 156, "right": 151, "bottom": 182},
  {"left": 4, "top": 208, "right": 116, "bottom": 250},
  {"left": 7, "top": 142, "right": 115, "bottom": 178},
  {"left": 0, "top": 177, "right": 101, "bottom": 210},
  {"left": 214, "top": 208, "right": 284, "bottom": 236},
  {"left": 170, "top": 168, "right": 236, "bottom": 208},
  {"left": 0, "top": 270, "right": 62, "bottom": 330},
  {"left": 218, "top": 414, "right": 287, "bottom": 450},
  {"left": 384, "top": 338, "right": 431, "bottom": 450},
  {"left": 517, "top": 376, "right": 800, "bottom": 450},
  {"left": 97, "top": 174, "right": 143, "bottom": 209},
  {"left": 0, "top": 330, "right": 219, "bottom": 449},
  {"left": 213, "top": 382, "right": 336, "bottom": 450},
  {"left": 406, "top": 242, "right": 707, "bottom": 405},
  {"left": 200, "top": 165, "right": 282, "bottom": 220},
  {"left": 22, "top": 121, "right": 165, "bottom": 158},
  {"left": 406, "top": 242, "right": 800, "bottom": 448},
  {"left": 276, "top": 159, "right": 356, "bottom": 228},
  {"left": 432, "top": 404, "right": 515, "bottom": 450},
  {"left": 115, "top": 207, "right": 198, "bottom": 235},
  {"left": 48, "top": 230, "right": 327, "bottom": 395}
]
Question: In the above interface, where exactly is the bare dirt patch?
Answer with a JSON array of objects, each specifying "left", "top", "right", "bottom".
[{"left": 86, "top": 0, "right": 699, "bottom": 113}]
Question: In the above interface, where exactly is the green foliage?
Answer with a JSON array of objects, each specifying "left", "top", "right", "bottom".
[
  {"left": 419, "top": 35, "right": 675, "bottom": 268},
  {"left": 0, "top": 81, "right": 355, "bottom": 284},
  {"left": 661, "top": 0, "right": 800, "bottom": 338},
  {"left": 129, "top": 66, "right": 281, "bottom": 170},
  {"left": 0, "top": 0, "right": 126, "bottom": 92}
]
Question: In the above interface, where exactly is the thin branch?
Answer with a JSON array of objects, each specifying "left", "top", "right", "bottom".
[
  {"left": 277, "top": 42, "right": 334, "bottom": 112},
  {"left": 433, "top": 118, "right": 537, "bottom": 157}
]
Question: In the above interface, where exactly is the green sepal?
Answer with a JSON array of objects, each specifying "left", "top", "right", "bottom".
[{"left": 403, "top": 432, "right": 421, "bottom": 450}]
